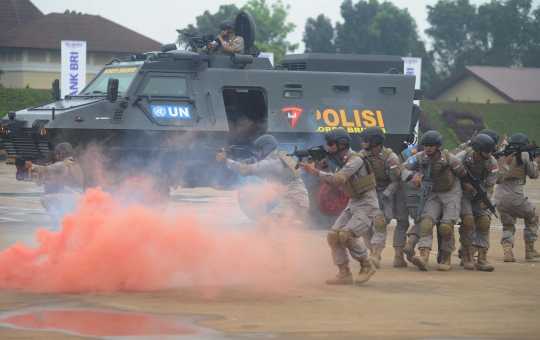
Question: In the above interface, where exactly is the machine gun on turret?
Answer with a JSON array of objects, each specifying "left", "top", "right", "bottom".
[{"left": 176, "top": 30, "right": 215, "bottom": 53}]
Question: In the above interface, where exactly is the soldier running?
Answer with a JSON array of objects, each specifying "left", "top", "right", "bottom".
[
  {"left": 494, "top": 133, "right": 540, "bottom": 261},
  {"left": 298, "top": 128, "right": 378, "bottom": 285},
  {"left": 455, "top": 134, "right": 500, "bottom": 271},
  {"left": 400, "top": 131, "right": 467, "bottom": 271},
  {"left": 358, "top": 127, "right": 402, "bottom": 268}
]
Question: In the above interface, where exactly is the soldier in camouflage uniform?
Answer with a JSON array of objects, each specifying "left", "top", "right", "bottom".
[
  {"left": 494, "top": 133, "right": 540, "bottom": 261},
  {"left": 217, "top": 134, "right": 309, "bottom": 254},
  {"left": 25, "top": 142, "right": 85, "bottom": 230},
  {"left": 455, "top": 134, "right": 500, "bottom": 271},
  {"left": 358, "top": 127, "right": 402, "bottom": 268},
  {"left": 400, "top": 131, "right": 467, "bottom": 271},
  {"left": 298, "top": 128, "right": 378, "bottom": 285}
]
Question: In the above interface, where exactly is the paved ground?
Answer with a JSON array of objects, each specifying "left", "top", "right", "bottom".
[{"left": 0, "top": 159, "right": 539, "bottom": 339}]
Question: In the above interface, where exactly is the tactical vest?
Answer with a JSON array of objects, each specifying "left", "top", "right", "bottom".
[
  {"left": 342, "top": 153, "right": 377, "bottom": 199},
  {"left": 366, "top": 148, "right": 393, "bottom": 188},
  {"left": 497, "top": 156, "right": 526, "bottom": 180},
  {"left": 422, "top": 150, "right": 455, "bottom": 192},
  {"left": 464, "top": 150, "right": 490, "bottom": 180},
  {"left": 58, "top": 159, "right": 84, "bottom": 187},
  {"left": 267, "top": 150, "right": 301, "bottom": 184}
]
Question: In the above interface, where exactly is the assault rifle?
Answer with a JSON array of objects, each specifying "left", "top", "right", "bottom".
[
  {"left": 287, "top": 145, "right": 329, "bottom": 169},
  {"left": 492, "top": 141, "right": 539, "bottom": 166},
  {"left": 208, "top": 144, "right": 258, "bottom": 163},
  {"left": 406, "top": 162, "right": 433, "bottom": 224},
  {"left": 462, "top": 162, "right": 498, "bottom": 218}
]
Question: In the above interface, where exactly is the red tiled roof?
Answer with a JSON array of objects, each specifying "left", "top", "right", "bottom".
[
  {"left": 426, "top": 66, "right": 540, "bottom": 103},
  {"left": 0, "top": 12, "right": 162, "bottom": 54},
  {"left": 0, "top": 0, "right": 44, "bottom": 33}
]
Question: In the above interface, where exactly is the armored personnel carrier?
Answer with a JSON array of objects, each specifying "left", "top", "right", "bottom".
[{"left": 0, "top": 11, "right": 421, "bottom": 227}]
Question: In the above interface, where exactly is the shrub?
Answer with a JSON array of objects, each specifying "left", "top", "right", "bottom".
[{"left": 442, "top": 109, "right": 485, "bottom": 142}]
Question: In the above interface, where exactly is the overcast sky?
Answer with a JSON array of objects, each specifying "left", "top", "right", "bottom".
[{"left": 31, "top": 0, "right": 540, "bottom": 52}]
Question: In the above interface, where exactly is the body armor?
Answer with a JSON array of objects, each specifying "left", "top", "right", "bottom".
[
  {"left": 422, "top": 150, "right": 454, "bottom": 191},
  {"left": 267, "top": 150, "right": 301, "bottom": 184},
  {"left": 498, "top": 156, "right": 526, "bottom": 180},
  {"left": 366, "top": 148, "right": 393, "bottom": 188},
  {"left": 342, "top": 153, "right": 377, "bottom": 199},
  {"left": 464, "top": 150, "right": 490, "bottom": 180},
  {"left": 58, "top": 159, "right": 84, "bottom": 187}
]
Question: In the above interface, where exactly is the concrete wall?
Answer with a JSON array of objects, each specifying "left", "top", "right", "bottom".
[{"left": 436, "top": 76, "right": 509, "bottom": 104}]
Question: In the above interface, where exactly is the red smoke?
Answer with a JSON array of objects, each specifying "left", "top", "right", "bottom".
[{"left": 0, "top": 187, "right": 305, "bottom": 294}]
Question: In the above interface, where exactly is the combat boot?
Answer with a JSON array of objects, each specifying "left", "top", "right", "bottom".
[
  {"left": 437, "top": 252, "right": 452, "bottom": 271},
  {"left": 411, "top": 247, "right": 430, "bottom": 271},
  {"left": 369, "top": 244, "right": 385, "bottom": 269},
  {"left": 458, "top": 245, "right": 463, "bottom": 266},
  {"left": 470, "top": 245, "right": 478, "bottom": 260},
  {"left": 355, "top": 256, "right": 376, "bottom": 285},
  {"left": 525, "top": 241, "right": 535, "bottom": 260},
  {"left": 461, "top": 246, "right": 475, "bottom": 270},
  {"left": 393, "top": 246, "right": 407, "bottom": 267},
  {"left": 531, "top": 243, "right": 540, "bottom": 258},
  {"left": 403, "top": 235, "right": 418, "bottom": 263},
  {"left": 326, "top": 264, "right": 354, "bottom": 285},
  {"left": 502, "top": 243, "right": 515, "bottom": 262},
  {"left": 476, "top": 247, "right": 495, "bottom": 272}
]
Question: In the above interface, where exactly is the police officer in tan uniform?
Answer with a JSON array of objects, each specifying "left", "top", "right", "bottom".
[
  {"left": 358, "top": 127, "right": 402, "bottom": 268},
  {"left": 207, "top": 20, "right": 245, "bottom": 54},
  {"left": 394, "top": 152, "right": 422, "bottom": 266},
  {"left": 494, "top": 133, "right": 540, "bottom": 261},
  {"left": 298, "top": 128, "right": 378, "bottom": 285},
  {"left": 455, "top": 134, "right": 500, "bottom": 271},
  {"left": 400, "top": 131, "right": 467, "bottom": 271},
  {"left": 216, "top": 134, "right": 309, "bottom": 256},
  {"left": 25, "top": 142, "right": 84, "bottom": 230}
]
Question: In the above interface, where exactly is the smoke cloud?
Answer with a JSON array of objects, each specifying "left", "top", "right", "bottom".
[{"left": 0, "top": 186, "right": 306, "bottom": 294}]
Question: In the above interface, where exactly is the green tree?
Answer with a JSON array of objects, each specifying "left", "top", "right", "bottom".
[
  {"left": 303, "top": 0, "right": 440, "bottom": 91},
  {"left": 303, "top": 15, "right": 336, "bottom": 53},
  {"left": 426, "top": 0, "right": 540, "bottom": 77},
  {"left": 178, "top": 0, "right": 297, "bottom": 64},
  {"left": 178, "top": 4, "right": 239, "bottom": 38},
  {"left": 0, "top": 69, "right": 4, "bottom": 88}
]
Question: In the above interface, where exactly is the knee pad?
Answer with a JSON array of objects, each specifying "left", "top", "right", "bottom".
[
  {"left": 327, "top": 230, "right": 341, "bottom": 251},
  {"left": 476, "top": 215, "right": 491, "bottom": 235},
  {"left": 373, "top": 214, "right": 388, "bottom": 233},
  {"left": 525, "top": 213, "right": 539, "bottom": 228},
  {"left": 503, "top": 225, "right": 516, "bottom": 234},
  {"left": 419, "top": 218, "right": 435, "bottom": 237},
  {"left": 339, "top": 230, "right": 357, "bottom": 251},
  {"left": 460, "top": 214, "right": 474, "bottom": 233},
  {"left": 439, "top": 222, "right": 455, "bottom": 241}
]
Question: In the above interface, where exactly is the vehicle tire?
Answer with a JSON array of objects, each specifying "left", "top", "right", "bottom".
[{"left": 302, "top": 174, "right": 349, "bottom": 230}]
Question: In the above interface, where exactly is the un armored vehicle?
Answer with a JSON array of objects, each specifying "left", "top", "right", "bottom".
[{"left": 0, "top": 11, "right": 421, "bottom": 227}]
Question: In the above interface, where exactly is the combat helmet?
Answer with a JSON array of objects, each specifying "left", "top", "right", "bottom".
[
  {"left": 54, "top": 142, "right": 74, "bottom": 156},
  {"left": 253, "top": 134, "right": 278, "bottom": 151},
  {"left": 470, "top": 134, "right": 495, "bottom": 153},
  {"left": 324, "top": 128, "right": 351, "bottom": 145},
  {"left": 359, "top": 126, "right": 385, "bottom": 145},
  {"left": 478, "top": 129, "right": 499, "bottom": 146},
  {"left": 420, "top": 131, "right": 444, "bottom": 146},
  {"left": 509, "top": 133, "right": 529, "bottom": 146},
  {"left": 219, "top": 20, "right": 235, "bottom": 31}
]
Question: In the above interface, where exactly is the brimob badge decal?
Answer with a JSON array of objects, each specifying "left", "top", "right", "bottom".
[{"left": 281, "top": 106, "right": 304, "bottom": 130}]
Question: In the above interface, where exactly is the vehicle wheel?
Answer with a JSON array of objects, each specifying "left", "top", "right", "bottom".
[{"left": 302, "top": 174, "right": 349, "bottom": 229}]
